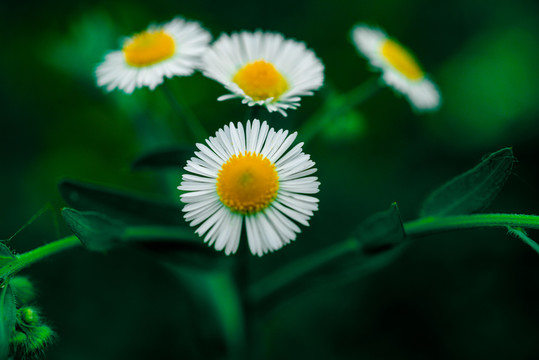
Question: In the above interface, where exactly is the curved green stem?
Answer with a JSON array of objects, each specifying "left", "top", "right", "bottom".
[
  {"left": 0, "top": 235, "right": 81, "bottom": 280},
  {"left": 507, "top": 227, "right": 539, "bottom": 254},
  {"left": 404, "top": 214, "right": 539, "bottom": 238},
  {"left": 250, "top": 213, "right": 539, "bottom": 306}
]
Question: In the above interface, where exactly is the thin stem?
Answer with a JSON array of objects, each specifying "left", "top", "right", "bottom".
[
  {"left": 249, "top": 213, "right": 539, "bottom": 306},
  {"left": 7, "top": 205, "right": 52, "bottom": 242},
  {"left": 0, "top": 235, "right": 81, "bottom": 280},
  {"left": 339, "top": 76, "right": 381, "bottom": 111},
  {"left": 507, "top": 227, "right": 539, "bottom": 254},
  {"left": 298, "top": 77, "right": 381, "bottom": 143},
  {"left": 404, "top": 214, "right": 539, "bottom": 238},
  {"left": 237, "top": 234, "right": 252, "bottom": 360},
  {"left": 244, "top": 106, "right": 257, "bottom": 121},
  {"left": 162, "top": 82, "right": 208, "bottom": 141}
]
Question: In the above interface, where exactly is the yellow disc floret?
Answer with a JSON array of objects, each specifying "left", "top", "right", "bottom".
[
  {"left": 217, "top": 152, "right": 279, "bottom": 214},
  {"left": 123, "top": 30, "right": 175, "bottom": 67},
  {"left": 232, "top": 60, "right": 289, "bottom": 101},
  {"left": 380, "top": 39, "right": 424, "bottom": 81}
]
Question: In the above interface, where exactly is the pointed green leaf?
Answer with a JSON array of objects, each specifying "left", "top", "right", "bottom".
[
  {"left": 251, "top": 204, "right": 407, "bottom": 313},
  {"left": 62, "top": 208, "right": 224, "bottom": 268},
  {"left": 9, "top": 277, "right": 36, "bottom": 306},
  {"left": 131, "top": 145, "right": 195, "bottom": 170},
  {"left": 250, "top": 237, "right": 408, "bottom": 315},
  {"left": 420, "top": 147, "right": 515, "bottom": 217},
  {"left": 355, "top": 202, "right": 405, "bottom": 254},
  {"left": 0, "top": 285, "right": 16, "bottom": 359},
  {"left": 62, "top": 208, "right": 126, "bottom": 252},
  {"left": 59, "top": 179, "right": 181, "bottom": 226},
  {"left": 0, "top": 244, "right": 15, "bottom": 268}
]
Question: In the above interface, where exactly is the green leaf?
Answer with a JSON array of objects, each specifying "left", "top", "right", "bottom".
[
  {"left": 131, "top": 145, "right": 195, "bottom": 171},
  {"left": 59, "top": 179, "right": 181, "bottom": 226},
  {"left": 0, "top": 244, "right": 15, "bottom": 269},
  {"left": 355, "top": 202, "right": 405, "bottom": 254},
  {"left": 250, "top": 237, "right": 408, "bottom": 316},
  {"left": 62, "top": 208, "right": 126, "bottom": 252},
  {"left": 251, "top": 204, "right": 407, "bottom": 314},
  {"left": 0, "top": 285, "right": 16, "bottom": 359},
  {"left": 9, "top": 277, "right": 36, "bottom": 306},
  {"left": 420, "top": 147, "right": 515, "bottom": 217},
  {"left": 62, "top": 208, "right": 224, "bottom": 269}
]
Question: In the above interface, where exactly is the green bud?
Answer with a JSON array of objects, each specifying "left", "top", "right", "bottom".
[
  {"left": 26, "top": 326, "right": 55, "bottom": 352},
  {"left": 11, "top": 326, "right": 55, "bottom": 357},
  {"left": 17, "top": 307, "right": 40, "bottom": 327},
  {"left": 9, "top": 330, "right": 28, "bottom": 348},
  {"left": 10, "top": 277, "right": 36, "bottom": 305}
]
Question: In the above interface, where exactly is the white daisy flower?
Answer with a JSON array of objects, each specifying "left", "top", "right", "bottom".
[
  {"left": 178, "top": 119, "right": 320, "bottom": 256},
  {"left": 96, "top": 17, "right": 211, "bottom": 94},
  {"left": 201, "top": 31, "right": 324, "bottom": 117},
  {"left": 351, "top": 24, "right": 441, "bottom": 111}
]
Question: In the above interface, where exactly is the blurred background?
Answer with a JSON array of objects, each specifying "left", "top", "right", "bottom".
[{"left": 2, "top": 0, "right": 539, "bottom": 358}]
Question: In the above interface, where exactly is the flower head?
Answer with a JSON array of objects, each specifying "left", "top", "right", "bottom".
[
  {"left": 96, "top": 17, "right": 211, "bottom": 94},
  {"left": 351, "top": 24, "right": 441, "bottom": 111},
  {"left": 178, "top": 119, "right": 320, "bottom": 256},
  {"left": 201, "top": 31, "right": 324, "bottom": 117}
]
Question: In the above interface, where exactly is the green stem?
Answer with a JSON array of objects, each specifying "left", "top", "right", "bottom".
[
  {"left": 298, "top": 77, "right": 380, "bottom": 143},
  {"left": 404, "top": 214, "right": 539, "bottom": 238},
  {"left": 245, "top": 106, "right": 262, "bottom": 122},
  {"left": 162, "top": 82, "right": 208, "bottom": 141},
  {"left": 237, "top": 235, "right": 252, "bottom": 360},
  {"left": 0, "top": 235, "right": 81, "bottom": 280},
  {"left": 250, "top": 213, "right": 539, "bottom": 306},
  {"left": 507, "top": 227, "right": 539, "bottom": 254},
  {"left": 338, "top": 76, "right": 381, "bottom": 111}
]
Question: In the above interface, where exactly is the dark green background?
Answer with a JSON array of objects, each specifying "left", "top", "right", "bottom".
[{"left": 2, "top": 0, "right": 539, "bottom": 358}]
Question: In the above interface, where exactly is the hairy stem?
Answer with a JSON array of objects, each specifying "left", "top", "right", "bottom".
[
  {"left": 249, "top": 213, "right": 539, "bottom": 305},
  {"left": 0, "top": 236, "right": 81, "bottom": 280},
  {"left": 404, "top": 214, "right": 539, "bottom": 237},
  {"left": 507, "top": 227, "right": 539, "bottom": 255}
]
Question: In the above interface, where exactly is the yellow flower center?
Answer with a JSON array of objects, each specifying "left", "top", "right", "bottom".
[
  {"left": 232, "top": 60, "right": 289, "bottom": 101},
  {"left": 216, "top": 152, "right": 279, "bottom": 214},
  {"left": 380, "top": 39, "right": 424, "bottom": 81},
  {"left": 123, "top": 30, "right": 175, "bottom": 67}
]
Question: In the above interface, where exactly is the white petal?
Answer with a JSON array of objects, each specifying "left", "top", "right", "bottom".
[
  {"left": 96, "top": 17, "right": 211, "bottom": 93},
  {"left": 200, "top": 31, "right": 324, "bottom": 115}
]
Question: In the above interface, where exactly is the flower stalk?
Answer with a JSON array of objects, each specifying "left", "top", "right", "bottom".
[
  {"left": 0, "top": 236, "right": 81, "bottom": 281},
  {"left": 403, "top": 214, "right": 539, "bottom": 237},
  {"left": 249, "top": 213, "right": 539, "bottom": 305},
  {"left": 298, "top": 77, "right": 380, "bottom": 143}
]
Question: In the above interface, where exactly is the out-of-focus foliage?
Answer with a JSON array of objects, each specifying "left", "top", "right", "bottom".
[{"left": 2, "top": 0, "right": 539, "bottom": 359}]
